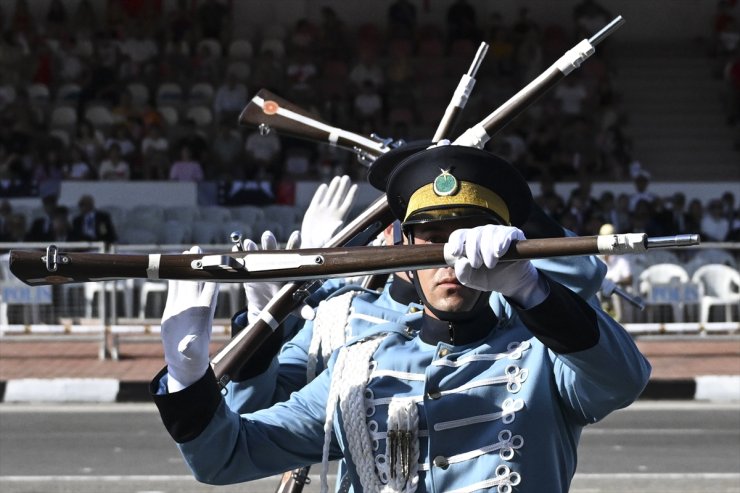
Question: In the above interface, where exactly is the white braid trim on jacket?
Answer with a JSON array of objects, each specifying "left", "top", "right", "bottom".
[{"left": 307, "top": 291, "right": 356, "bottom": 382}]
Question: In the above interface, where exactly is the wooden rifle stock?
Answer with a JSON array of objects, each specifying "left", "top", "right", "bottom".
[{"left": 239, "top": 89, "right": 390, "bottom": 161}]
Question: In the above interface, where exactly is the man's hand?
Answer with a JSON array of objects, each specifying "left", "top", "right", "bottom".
[
  {"left": 239, "top": 230, "right": 313, "bottom": 323},
  {"left": 444, "top": 225, "right": 547, "bottom": 307},
  {"left": 301, "top": 175, "right": 358, "bottom": 248},
  {"left": 161, "top": 246, "right": 219, "bottom": 392}
]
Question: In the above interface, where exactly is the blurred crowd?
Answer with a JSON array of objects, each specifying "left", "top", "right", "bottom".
[
  {"left": 0, "top": 0, "right": 635, "bottom": 195},
  {"left": 0, "top": 0, "right": 737, "bottom": 246}
]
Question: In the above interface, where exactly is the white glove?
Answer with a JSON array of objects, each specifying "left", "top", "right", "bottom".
[
  {"left": 444, "top": 225, "right": 547, "bottom": 307},
  {"left": 161, "top": 246, "right": 220, "bottom": 392},
  {"left": 239, "top": 230, "right": 314, "bottom": 323},
  {"left": 301, "top": 175, "right": 358, "bottom": 248}
]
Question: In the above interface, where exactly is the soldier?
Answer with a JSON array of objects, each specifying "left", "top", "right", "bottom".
[{"left": 152, "top": 143, "right": 650, "bottom": 493}]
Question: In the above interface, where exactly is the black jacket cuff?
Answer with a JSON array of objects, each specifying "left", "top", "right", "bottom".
[
  {"left": 514, "top": 275, "right": 600, "bottom": 353},
  {"left": 150, "top": 366, "right": 223, "bottom": 443}
]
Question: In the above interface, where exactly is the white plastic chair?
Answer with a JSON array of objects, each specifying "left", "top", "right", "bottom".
[
  {"left": 188, "top": 82, "right": 215, "bottom": 105},
  {"left": 197, "top": 38, "right": 222, "bottom": 57},
  {"left": 127, "top": 83, "right": 150, "bottom": 107},
  {"left": 84, "top": 105, "right": 115, "bottom": 128},
  {"left": 138, "top": 280, "right": 168, "bottom": 318},
  {"left": 28, "top": 83, "right": 51, "bottom": 106},
  {"left": 49, "top": 106, "right": 78, "bottom": 129},
  {"left": 84, "top": 279, "right": 135, "bottom": 319},
  {"left": 55, "top": 83, "right": 81, "bottom": 103},
  {"left": 228, "top": 39, "right": 253, "bottom": 60},
  {"left": 157, "top": 106, "right": 179, "bottom": 126},
  {"left": 638, "top": 263, "right": 691, "bottom": 323},
  {"left": 192, "top": 219, "right": 224, "bottom": 244},
  {"left": 686, "top": 249, "right": 737, "bottom": 276},
  {"left": 156, "top": 83, "right": 183, "bottom": 106},
  {"left": 185, "top": 105, "right": 213, "bottom": 127},
  {"left": 230, "top": 205, "right": 265, "bottom": 224},
  {"left": 691, "top": 264, "right": 740, "bottom": 323},
  {"left": 162, "top": 220, "right": 192, "bottom": 244}
]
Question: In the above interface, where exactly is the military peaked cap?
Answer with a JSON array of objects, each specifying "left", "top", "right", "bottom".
[{"left": 369, "top": 143, "right": 533, "bottom": 227}]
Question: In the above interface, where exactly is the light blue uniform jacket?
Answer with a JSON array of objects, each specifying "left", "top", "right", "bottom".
[
  {"left": 224, "top": 251, "right": 606, "bottom": 414},
  {"left": 151, "top": 248, "right": 651, "bottom": 492},
  {"left": 155, "top": 284, "right": 650, "bottom": 493}
]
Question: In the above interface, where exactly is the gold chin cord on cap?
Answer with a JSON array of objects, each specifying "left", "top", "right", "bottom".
[{"left": 404, "top": 181, "right": 511, "bottom": 225}]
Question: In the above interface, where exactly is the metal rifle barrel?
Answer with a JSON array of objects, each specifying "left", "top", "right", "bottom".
[
  {"left": 432, "top": 41, "right": 489, "bottom": 142},
  {"left": 589, "top": 15, "right": 625, "bottom": 46}
]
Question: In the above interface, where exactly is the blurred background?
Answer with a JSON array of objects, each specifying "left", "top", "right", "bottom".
[{"left": 0, "top": 0, "right": 738, "bottom": 340}]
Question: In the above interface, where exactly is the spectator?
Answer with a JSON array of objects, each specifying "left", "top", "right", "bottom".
[
  {"left": 46, "top": 0, "right": 69, "bottom": 35},
  {"left": 534, "top": 171, "right": 565, "bottom": 218},
  {"left": 572, "top": 0, "right": 612, "bottom": 39},
  {"left": 387, "top": 0, "right": 417, "bottom": 39},
  {"left": 118, "top": 23, "right": 159, "bottom": 73},
  {"left": 70, "top": 194, "right": 117, "bottom": 243},
  {"left": 701, "top": 198, "right": 731, "bottom": 241},
  {"left": 49, "top": 205, "right": 72, "bottom": 241},
  {"left": 352, "top": 79, "right": 383, "bottom": 131},
  {"left": 211, "top": 120, "right": 244, "bottom": 179},
  {"left": 0, "top": 199, "right": 13, "bottom": 240},
  {"left": 287, "top": 18, "right": 319, "bottom": 54},
  {"left": 613, "top": 192, "right": 633, "bottom": 233},
  {"left": 628, "top": 169, "right": 656, "bottom": 212},
  {"left": 685, "top": 198, "right": 705, "bottom": 234},
  {"left": 721, "top": 190, "right": 737, "bottom": 225},
  {"left": 98, "top": 143, "right": 130, "bottom": 180},
  {"left": 104, "top": 123, "right": 137, "bottom": 161},
  {"left": 63, "top": 146, "right": 94, "bottom": 180},
  {"left": 72, "top": 119, "right": 104, "bottom": 168},
  {"left": 599, "top": 223, "right": 633, "bottom": 288},
  {"left": 169, "top": 145, "right": 204, "bottom": 182},
  {"left": 348, "top": 50, "right": 384, "bottom": 92},
  {"left": 197, "top": 0, "right": 230, "bottom": 42},
  {"left": 140, "top": 124, "right": 170, "bottom": 180},
  {"left": 5, "top": 213, "right": 27, "bottom": 241},
  {"left": 666, "top": 191, "right": 689, "bottom": 233},
  {"left": 24, "top": 193, "right": 59, "bottom": 242},
  {"left": 446, "top": 0, "right": 478, "bottom": 43},
  {"left": 72, "top": 0, "right": 97, "bottom": 33},
  {"left": 173, "top": 118, "right": 209, "bottom": 163},
  {"left": 317, "top": 6, "right": 349, "bottom": 60},
  {"left": 552, "top": 74, "right": 590, "bottom": 118},
  {"left": 723, "top": 48, "right": 740, "bottom": 124},
  {"left": 285, "top": 47, "right": 318, "bottom": 93},
  {"left": 244, "top": 127, "right": 282, "bottom": 179},
  {"left": 31, "top": 148, "right": 64, "bottom": 197},
  {"left": 190, "top": 42, "right": 222, "bottom": 83},
  {"left": 213, "top": 71, "right": 248, "bottom": 124},
  {"left": 598, "top": 222, "right": 634, "bottom": 320},
  {"left": 250, "top": 47, "right": 284, "bottom": 94}
]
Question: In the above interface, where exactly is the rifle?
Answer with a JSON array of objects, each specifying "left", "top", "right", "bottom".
[
  {"left": 239, "top": 89, "right": 397, "bottom": 164},
  {"left": 454, "top": 15, "right": 624, "bottom": 148},
  {"left": 9, "top": 233, "right": 700, "bottom": 287}
]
